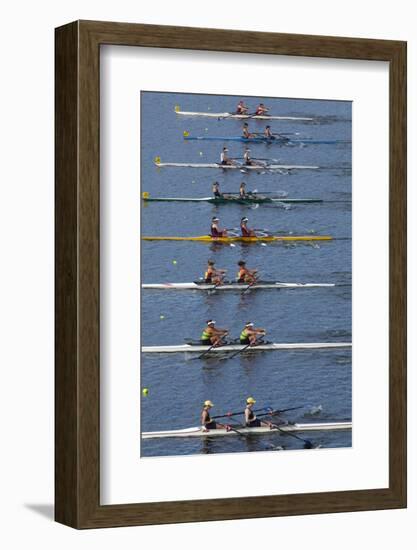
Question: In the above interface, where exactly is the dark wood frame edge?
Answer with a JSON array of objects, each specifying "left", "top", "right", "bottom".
[{"left": 55, "top": 20, "right": 407, "bottom": 529}]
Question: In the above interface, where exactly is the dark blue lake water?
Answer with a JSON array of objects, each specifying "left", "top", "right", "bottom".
[{"left": 140, "top": 91, "right": 352, "bottom": 457}]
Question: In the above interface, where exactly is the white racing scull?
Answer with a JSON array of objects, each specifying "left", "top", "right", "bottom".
[
  {"left": 142, "top": 421, "right": 352, "bottom": 439},
  {"left": 142, "top": 342, "right": 352, "bottom": 354},
  {"left": 174, "top": 107, "right": 314, "bottom": 122},
  {"left": 154, "top": 160, "right": 319, "bottom": 170},
  {"left": 141, "top": 281, "right": 335, "bottom": 291}
]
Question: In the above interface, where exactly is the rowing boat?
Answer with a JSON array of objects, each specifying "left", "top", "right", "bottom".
[
  {"left": 142, "top": 421, "right": 352, "bottom": 439},
  {"left": 155, "top": 161, "right": 319, "bottom": 170},
  {"left": 142, "top": 194, "right": 322, "bottom": 205},
  {"left": 142, "top": 235, "right": 332, "bottom": 243},
  {"left": 183, "top": 135, "right": 346, "bottom": 145},
  {"left": 141, "top": 342, "right": 352, "bottom": 353},
  {"left": 141, "top": 281, "right": 335, "bottom": 290},
  {"left": 174, "top": 108, "right": 313, "bottom": 121}
]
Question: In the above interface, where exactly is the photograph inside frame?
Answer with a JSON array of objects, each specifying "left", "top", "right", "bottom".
[{"left": 140, "top": 90, "right": 352, "bottom": 458}]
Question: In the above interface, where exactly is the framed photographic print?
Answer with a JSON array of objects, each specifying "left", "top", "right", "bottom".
[{"left": 55, "top": 20, "right": 406, "bottom": 528}]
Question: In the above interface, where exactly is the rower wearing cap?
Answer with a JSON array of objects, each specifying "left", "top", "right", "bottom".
[
  {"left": 240, "top": 217, "right": 256, "bottom": 237},
  {"left": 242, "top": 123, "right": 253, "bottom": 139},
  {"left": 200, "top": 320, "right": 229, "bottom": 347},
  {"left": 212, "top": 181, "right": 222, "bottom": 198},
  {"left": 220, "top": 147, "right": 234, "bottom": 166},
  {"left": 240, "top": 322, "right": 266, "bottom": 346},
  {"left": 201, "top": 401, "right": 227, "bottom": 431},
  {"left": 211, "top": 216, "right": 228, "bottom": 238},
  {"left": 255, "top": 103, "right": 269, "bottom": 116},
  {"left": 236, "top": 100, "right": 249, "bottom": 115},
  {"left": 204, "top": 260, "right": 226, "bottom": 285},
  {"left": 245, "top": 397, "right": 273, "bottom": 428},
  {"left": 237, "top": 260, "right": 258, "bottom": 283}
]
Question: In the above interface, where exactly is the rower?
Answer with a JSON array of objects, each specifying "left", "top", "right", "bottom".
[
  {"left": 204, "top": 260, "right": 226, "bottom": 285},
  {"left": 237, "top": 260, "right": 258, "bottom": 283},
  {"left": 255, "top": 103, "right": 269, "bottom": 115},
  {"left": 242, "top": 122, "right": 252, "bottom": 139},
  {"left": 264, "top": 125, "right": 275, "bottom": 139},
  {"left": 243, "top": 146, "right": 258, "bottom": 166},
  {"left": 239, "top": 182, "right": 248, "bottom": 198},
  {"left": 212, "top": 181, "right": 222, "bottom": 198},
  {"left": 236, "top": 100, "right": 249, "bottom": 115},
  {"left": 244, "top": 397, "right": 272, "bottom": 428},
  {"left": 211, "top": 216, "right": 228, "bottom": 237},
  {"left": 220, "top": 147, "right": 234, "bottom": 166},
  {"left": 201, "top": 401, "right": 227, "bottom": 431},
  {"left": 240, "top": 322, "right": 266, "bottom": 346},
  {"left": 200, "top": 320, "right": 229, "bottom": 347},
  {"left": 240, "top": 216, "right": 256, "bottom": 237}
]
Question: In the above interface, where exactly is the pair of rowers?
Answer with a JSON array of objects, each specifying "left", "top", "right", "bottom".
[
  {"left": 211, "top": 215, "right": 258, "bottom": 238},
  {"left": 220, "top": 146, "right": 261, "bottom": 167},
  {"left": 236, "top": 100, "right": 270, "bottom": 116},
  {"left": 242, "top": 123, "right": 281, "bottom": 140},
  {"left": 204, "top": 259, "right": 258, "bottom": 285},
  {"left": 200, "top": 320, "right": 266, "bottom": 347},
  {"left": 212, "top": 181, "right": 254, "bottom": 199},
  {"left": 201, "top": 397, "right": 273, "bottom": 432}
]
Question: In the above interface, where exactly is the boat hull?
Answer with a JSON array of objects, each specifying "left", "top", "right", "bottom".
[
  {"left": 141, "top": 281, "right": 335, "bottom": 290},
  {"left": 175, "top": 110, "right": 314, "bottom": 121},
  {"left": 142, "top": 235, "right": 332, "bottom": 243},
  {"left": 141, "top": 342, "right": 352, "bottom": 353},
  {"left": 143, "top": 196, "right": 323, "bottom": 204},
  {"left": 184, "top": 135, "right": 346, "bottom": 145},
  {"left": 155, "top": 162, "right": 319, "bottom": 170},
  {"left": 142, "top": 421, "right": 352, "bottom": 439}
]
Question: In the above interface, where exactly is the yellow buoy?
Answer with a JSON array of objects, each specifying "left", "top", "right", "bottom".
[
  {"left": 160, "top": 315, "right": 165, "bottom": 320},
  {"left": 142, "top": 388, "right": 149, "bottom": 396},
  {"left": 142, "top": 191, "right": 150, "bottom": 199},
  {"left": 172, "top": 260, "right": 177, "bottom": 265},
  {"left": 174, "top": 105, "right": 180, "bottom": 112}
]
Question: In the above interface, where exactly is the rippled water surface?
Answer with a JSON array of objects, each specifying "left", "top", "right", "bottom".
[{"left": 140, "top": 91, "right": 352, "bottom": 457}]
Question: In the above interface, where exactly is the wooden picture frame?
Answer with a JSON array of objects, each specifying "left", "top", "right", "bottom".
[{"left": 55, "top": 20, "right": 407, "bottom": 528}]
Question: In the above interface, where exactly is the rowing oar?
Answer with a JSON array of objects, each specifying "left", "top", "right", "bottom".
[
  {"left": 196, "top": 335, "right": 228, "bottom": 360},
  {"left": 250, "top": 157, "right": 279, "bottom": 161},
  {"left": 229, "top": 112, "right": 259, "bottom": 120},
  {"left": 223, "top": 422, "right": 248, "bottom": 438},
  {"left": 226, "top": 342, "right": 252, "bottom": 360},
  {"left": 269, "top": 422, "right": 314, "bottom": 449},
  {"left": 219, "top": 112, "right": 248, "bottom": 120},
  {"left": 225, "top": 336, "right": 266, "bottom": 360},
  {"left": 257, "top": 405, "right": 305, "bottom": 419},
  {"left": 211, "top": 405, "right": 274, "bottom": 420},
  {"left": 249, "top": 132, "right": 291, "bottom": 141},
  {"left": 241, "top": 278, "right": 259, "bottom": 294}
]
